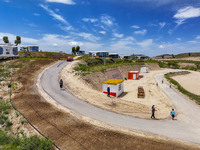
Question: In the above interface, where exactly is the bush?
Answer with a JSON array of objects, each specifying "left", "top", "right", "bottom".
[
  {"left": 5, "top": 120, "right": 13, "bottom": 128},
  {"left": 21, "top": 135, "right": 53, "bottom": 150},
  {"left": 0, "top": 130, "right": 54, "bottom": 150},
  {"left": 0, "top": 101, "right": 11, "bottom": 113}
]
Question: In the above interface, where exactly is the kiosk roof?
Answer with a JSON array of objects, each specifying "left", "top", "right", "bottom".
[{"left": 103, "top": 79, "right": 124, "bottom": 85}]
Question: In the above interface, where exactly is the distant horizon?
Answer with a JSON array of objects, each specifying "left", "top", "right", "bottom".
[{"left": 0, "top": 0, "right": 200, "bottom": 57}]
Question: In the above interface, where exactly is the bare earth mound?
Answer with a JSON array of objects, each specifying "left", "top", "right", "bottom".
[
  {"left": 172, "top": 71, "right": 200, "bottom": 95},
  {"left": 61, "top": 61, "right": 173, "bottom": 119}
]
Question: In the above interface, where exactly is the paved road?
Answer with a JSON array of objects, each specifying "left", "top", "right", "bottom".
[{"left": 40, "top": 61, "right": 200, "bottom": 145}]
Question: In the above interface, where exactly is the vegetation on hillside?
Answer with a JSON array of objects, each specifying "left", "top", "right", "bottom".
[
  {"left": 0, "top": 131, "right": 53, "bottom": 150},
  {"left": 175, "top": 52, "right": 200, "bottom": 58},
  {"left": 74, "top": 58, "right": 145, "bottom": 75},
  {"left": 0, "top": 60, "right": 54, "bottom": 150}
]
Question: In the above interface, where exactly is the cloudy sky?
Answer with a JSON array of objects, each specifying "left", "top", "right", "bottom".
[{"left": 0, "top": 0, "right": 200, "bottom": 56}]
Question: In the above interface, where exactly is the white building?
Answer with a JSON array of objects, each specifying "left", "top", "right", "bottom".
[
  {"left": 140, "top": 67, "right": 149, "bottom": 73},
  {"left": 89, "top": 51, "right": 109, "bottom": 58},
  {"left": 20, "top": 45, "right": 39, "bottom": 52},
  {"left": 102, "top": 79, "right": 124, "bottom": 97},
  {"left": 0, "top": 43, "right": 18, "bottom": 59}
]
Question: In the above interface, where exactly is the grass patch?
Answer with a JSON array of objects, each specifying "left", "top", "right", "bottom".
[
  {"left": 165, "top": 72, "right": 200, "bottom": 105},
  {"left": 0, "top": 130, "right": 54, "bottom": 150},
  {"left": 0, "top": 68, "right": 10, "bottom": 81},
  {"left": 0, "top": 101, "right": 11, "bottom": 113},
  {"left": 74, "top": 58, "right": 144, "bottom": 75},
  {"left": 18, "top": 57, "right": 54, "bottom": 60}
]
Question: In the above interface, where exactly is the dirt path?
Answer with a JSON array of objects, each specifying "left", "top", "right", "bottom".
[{"left": 39, "top": 61, "right": 200, "bottom": 146}]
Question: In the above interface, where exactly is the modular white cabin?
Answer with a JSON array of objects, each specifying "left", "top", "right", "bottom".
[
  {"left": 20, "top": 45, "right": 39, "bottom": 52},
  {"left": 102, "top": 79, "right": 124, "bottom": 97},
  {"left": 0, "top": 44, "right": 18, "bottom": 59},
  {"left": 89, "top": 51, "right": 109, "bottom": 58},
  {"left": 140, "top": 67, "right": 149, "bottom": 73}
]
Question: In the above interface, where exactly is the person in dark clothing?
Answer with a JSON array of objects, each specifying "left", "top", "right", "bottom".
[
  {"left": 59, "top": 79, "right": 63, "bottom": 89},
  {"left": 151, "top": 105, "right": 156, "bottom": 119},
  {"left": 107, "top": 86, "right": 110, "bottom": 97}
]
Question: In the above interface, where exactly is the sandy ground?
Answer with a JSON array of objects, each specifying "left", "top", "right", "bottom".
[
  {"left": 172, "top": 71, "right": 200, "bottom": 95},
  {"left": 61, "top": 61, "right": 174, "bottom": 119}
]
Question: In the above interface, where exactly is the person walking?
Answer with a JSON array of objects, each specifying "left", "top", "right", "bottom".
[
  {"left": 59, "top": 79, "right": 63, "bottom": 89},
  {"left": 162, "top": 79, "right": 164, "bottom": 84},
  {"left": 151, "top": 105, "right": 156, "bottom": 119},
  {"left": 171, "top": 108, "right": 175, "bottom": 120},
  {"left": 169, "top": 83, "right": 172, "bottom": 88},
  {"left": 107, "top": 86, "right": 110, "bottom": 97}
]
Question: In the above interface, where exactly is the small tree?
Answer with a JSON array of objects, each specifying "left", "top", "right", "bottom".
[
  {"left": 14, "top": 36, "right": 21, "bottom": 46},
  {"left": 188, "top": 53, "right": 191, "bottom": 57},
  {"left": 3, "top": 36, "right": 9, "bottom": 44},
  {"left": 75, "top": 46, "right": 80, "bottom": 55},
  {"left": 72, "top": 47, "right": 76, "bottom": 55}
]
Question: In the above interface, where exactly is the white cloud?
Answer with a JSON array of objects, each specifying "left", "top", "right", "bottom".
[
  {"left": 128, "top": 0, "right": 175, "bottom": 7},
  {"left": 55, "top": 8, "right": 60, "bottom": 12},
  {"left": 173, "top": 6, "right": 200, "bottom": 26},
  {"left": 33, "top": 13, "right": 41, "bottom": 16},
  {"left": 176, "top": 38, "right": 181, "bottom": 41},
  {"left": 131, "top": 25, "right": 140, "bottom": 29},
  {"left": 138, "top": 39, "right": 153, "bottom": 47},
  {"left": 168, "top": 29, "right": 173, "bottom": 35},
  {"left": 99, "top": 31, "right": 106, "bottom": 35},
  {"left": 196, "top": 35, "right": 200, "bottom": 39},
  {"left": 159, "top": 22, "right": 166, "bottom": 29},
  {"left": 74, "top": 32, "right": 101, "bottom": 42},
  {"left": 159, "top": 45, "right": 164, "bottom": 48},
  {"left": 60, "top": 25, "right": 74, "bottom": 31},
  {"left": 40, "top": 4, "right": 69, "bottom": 25},
  {"left": 45, "top": 0, "right": 75, "bottom": 5},
  {"left": 113, "top": 33, "right": 124, "bottom": 38},
  {"left": 53, "top": 43, "right": 58, "bottom": 46},
  {"left": 28, "top": 23, "right": 37, "bottom": 27},
  {"left": 134, "top": 29, "right": 147, "bottom": 35},
  {"left": 100, "top": 15, "right": 115, "bottom": 27},
  {"left": 82, "top": 18, "right": 98, "bottom": 23}
]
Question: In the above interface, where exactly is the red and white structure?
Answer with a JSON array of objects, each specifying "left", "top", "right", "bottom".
[
  {"left": 102, "top": 79, "right": 124, "bottom": 97},
  {"left": 128, "top": 71, "right": 139, "bottom": 80}
]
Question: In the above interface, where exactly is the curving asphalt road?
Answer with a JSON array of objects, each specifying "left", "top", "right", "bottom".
[{"left": 40, "top": 61, "right": 200, "bottom": 146}]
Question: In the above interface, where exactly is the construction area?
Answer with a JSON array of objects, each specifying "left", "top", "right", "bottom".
[{"left": 1, "top": 54, "right": 200, "bottom": 150}]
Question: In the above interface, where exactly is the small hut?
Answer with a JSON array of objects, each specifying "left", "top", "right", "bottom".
[
  {"left": 102, "top": 79, "right": 124, "bottom": 97},
  {"left": 140, "top": 67, "right": 149, "bottom": 73},
  {"left": 128, "top": 71, "right": 139, "bottom": 80}
]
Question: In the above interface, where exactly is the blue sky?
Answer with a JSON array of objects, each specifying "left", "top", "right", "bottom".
[{"left": 0, "top": 0, "right": 200, "bottom": 56}]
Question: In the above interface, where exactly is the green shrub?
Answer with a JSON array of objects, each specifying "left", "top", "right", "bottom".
[
  {"left": 5, "top": 120, "right": 13, "bottom": 128},
  {"left": 0, "top": 101, "right": 11, "bottom": 113},
  {"left": 21, "top": 135, "right": 53, "bottom": 150},
  {"left": 0, "top": 130, "right": 54, "bottom": 150}
]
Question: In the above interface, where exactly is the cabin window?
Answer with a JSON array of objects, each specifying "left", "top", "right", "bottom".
[
  {"left": 13, "top": 47, "right": 18, "bottom": 55},
  {"left": 0, "top": 47, "right": 3, "bottom": 54}
]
